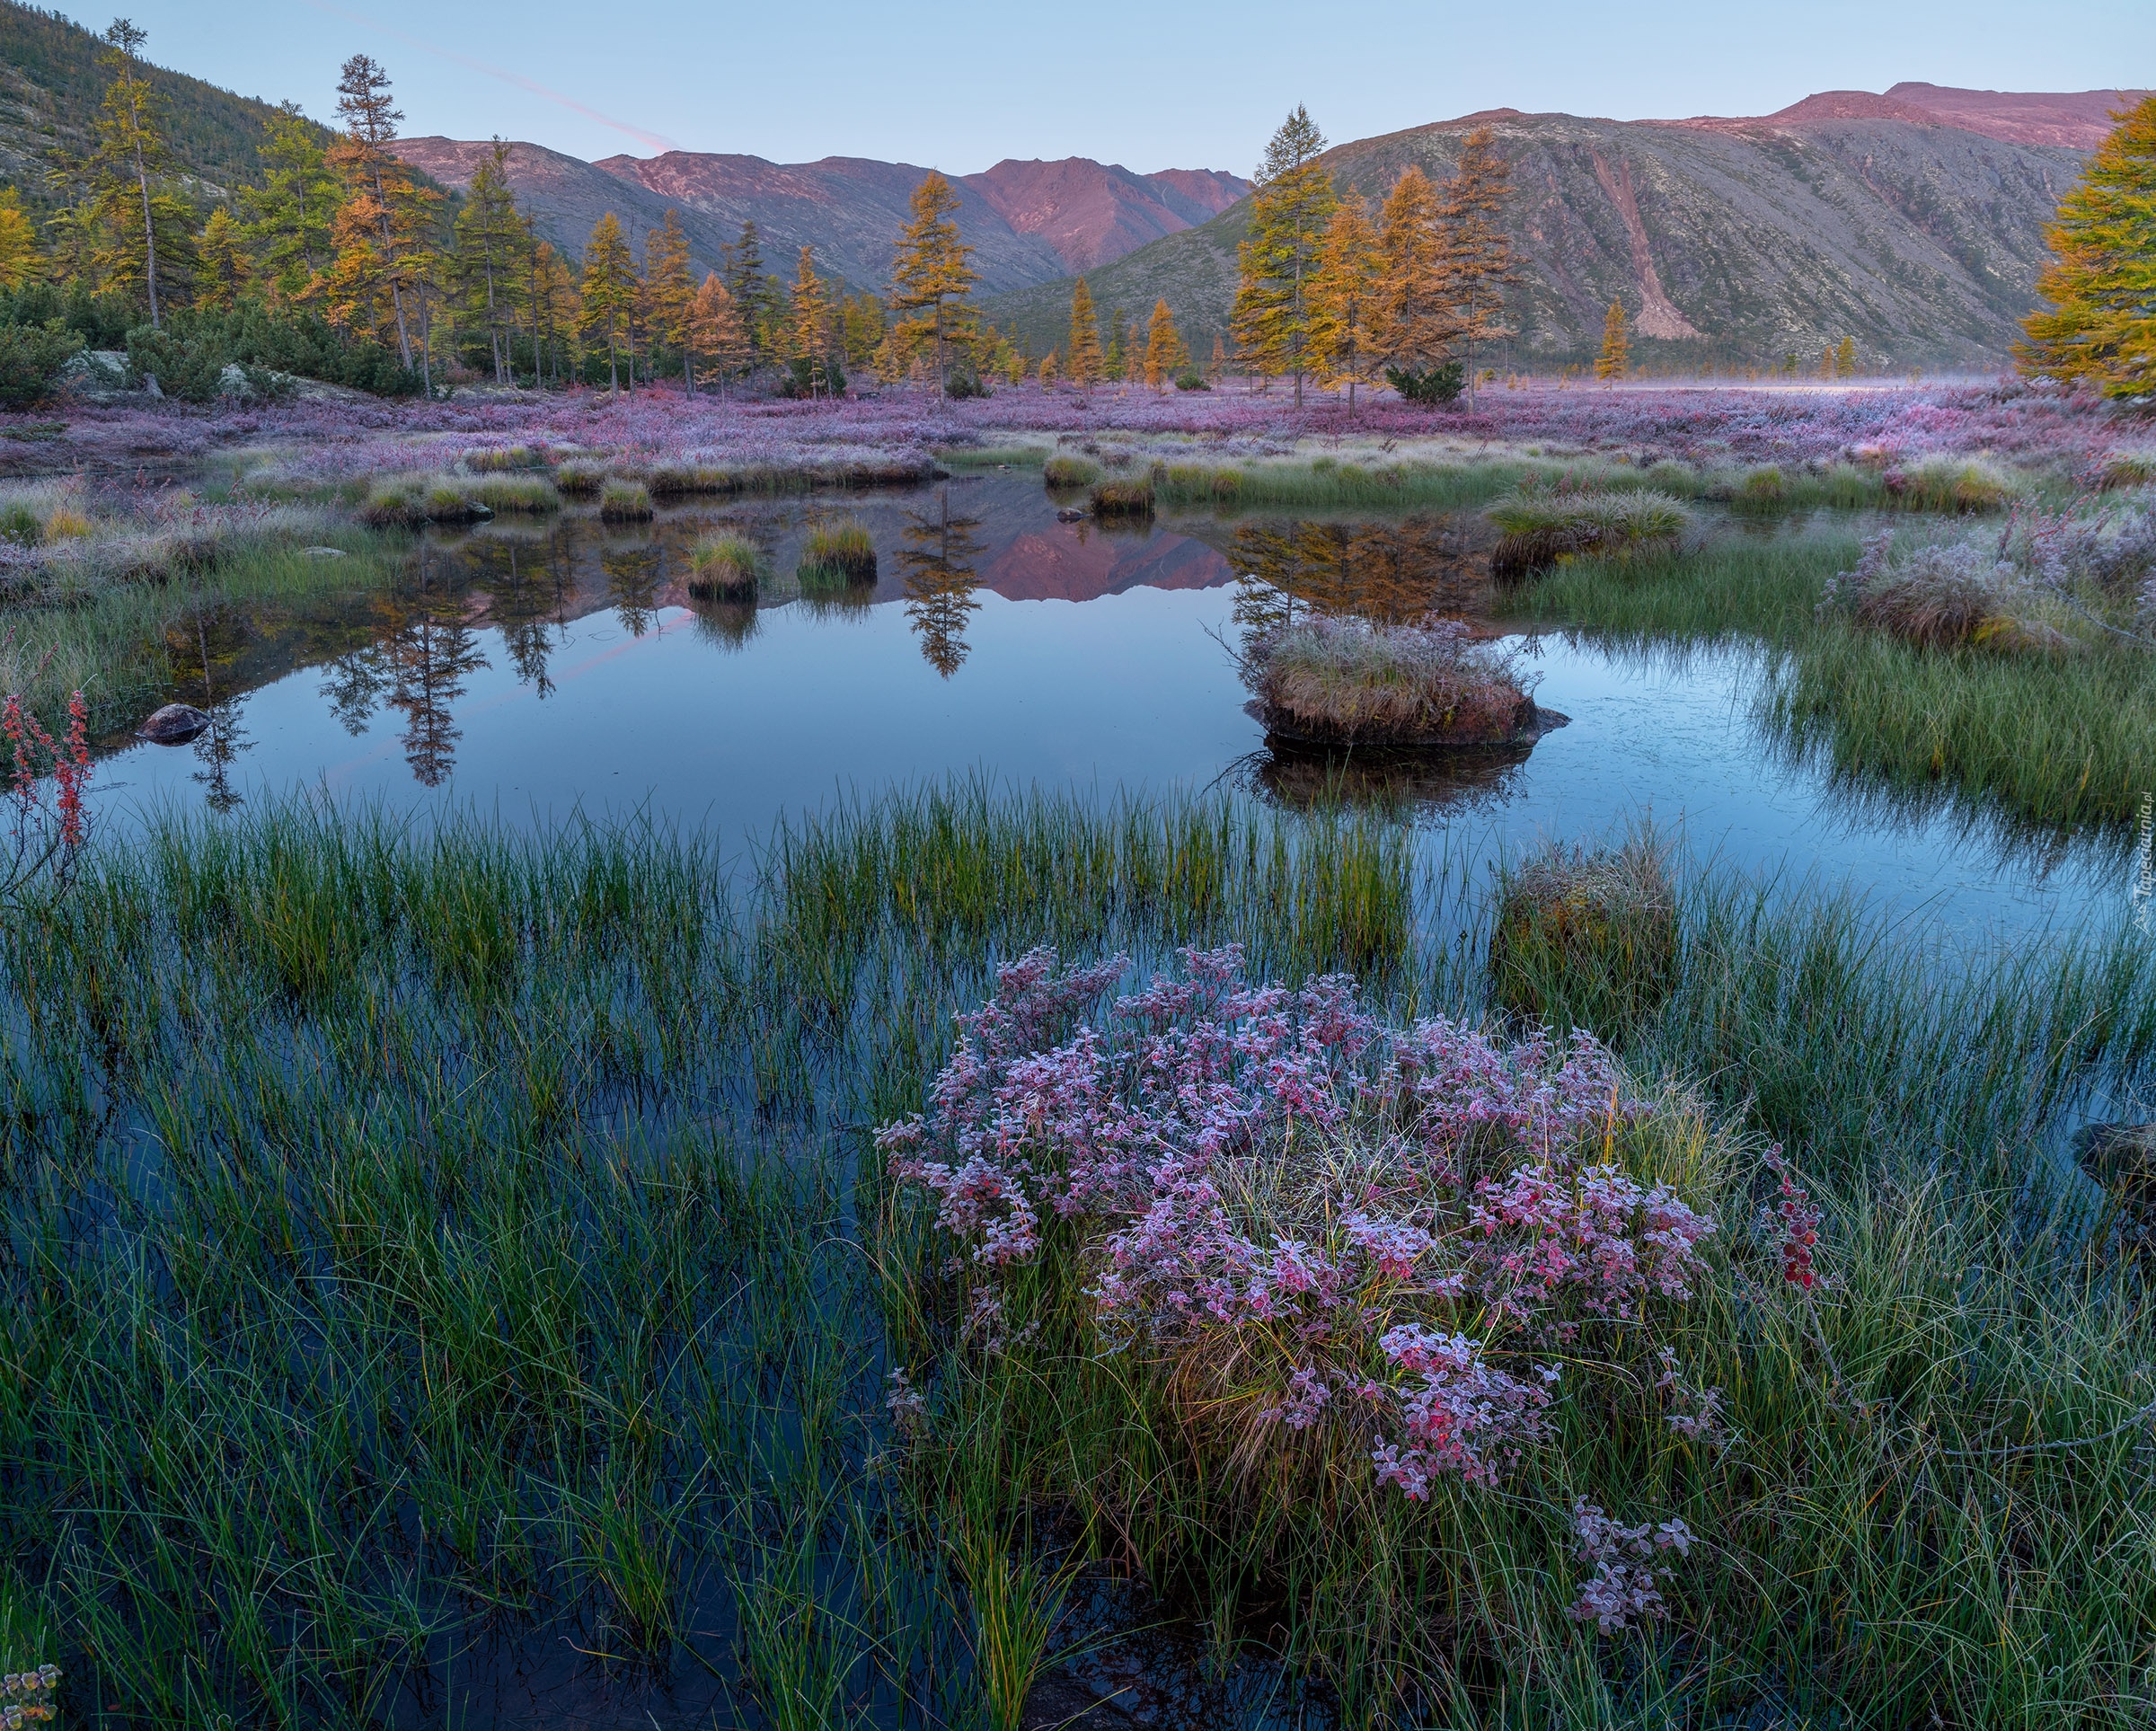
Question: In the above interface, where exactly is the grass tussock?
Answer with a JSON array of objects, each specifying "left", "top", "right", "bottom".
[
  {"left": 1242, "top": 614, "right": 1537, "bottom": 745},
  {"left": 797, "top": 520, "right": 877, "bottom": 588},
  {"left": 361, "top": 472, "right": 494, "bottom": 525},
  {"left": 1486, "top": 487, "right": 1692, "bottom": 579},
  {"left": 597, "top": 478, "right": 654, "bottom": 521},
  {"left": 1518, "top": 526, "right": 2156, "bottom": 831},
  {"left": 686, "top": 530, "right": 762, "bottom": 597},
  {"left": 2099, "top": 450, "right": 2156, "bottom": 492},
  {"left": 938, "top": 445, "right": 1048, "bottom": 469},
  {"left": 1489, "top": 833, "right": 1679, "bottom": 1037},
  {"left": 1889, "top": 455, "right": 2017, "bottom": 513},
  {"left": 462, "top": 443, "right": 554, "bottom": 472},
  {"left": 553, "top": 457, "right": 609, "bottom": 495},
  {"left": 1087, "top": 477, "right": 1155, "bottom": 517},
  {"left": 1041, "top": 455, "right": 1099, "bottom": 490}
]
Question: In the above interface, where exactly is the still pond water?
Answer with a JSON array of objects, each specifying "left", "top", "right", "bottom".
[{"left": 97, "top": 473, "right": 2137, "bottom": 942}]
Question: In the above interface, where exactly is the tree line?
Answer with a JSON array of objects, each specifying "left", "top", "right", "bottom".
[{"left": 0, "top": 24, "right": 1042, "bottom": 403}]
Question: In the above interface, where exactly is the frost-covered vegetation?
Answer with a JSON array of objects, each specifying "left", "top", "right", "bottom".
[
  {"left": 1241, "top": 615, "right": 1537, "bottom": 744},
  {"left": 6, "top": 788, "right": 2156, "bottom": 1726}
]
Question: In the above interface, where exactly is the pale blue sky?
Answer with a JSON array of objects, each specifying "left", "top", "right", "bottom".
[{"left": 99, "top": 0, "right": 2155, "bottom": 173}]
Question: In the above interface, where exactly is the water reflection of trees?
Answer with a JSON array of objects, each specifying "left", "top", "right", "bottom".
[
  {"left": 170, "top": 607, "right": 252, "bottom": 810},
  {"left": 323, "top": 552, "right": 490, "bottom": 789},
  {"left": 1225, "top": 514, "right": 1522, "bottom": 814},
  {"left": 485, "top": 536, "right": 572, "bottom": 696},
  {"left": 898, "top": 486, "right": 985, "bottom": 677},
  {"left": 1230, "top": 516, "right": 1481, "bottom": 640},
  {"left": 603, "top": 543, "right": 662, "bottom": 639}
]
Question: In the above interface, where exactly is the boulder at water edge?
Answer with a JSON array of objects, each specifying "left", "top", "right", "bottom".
[{"left": 138, "top": 702, "right": 211, "bottom": 744}]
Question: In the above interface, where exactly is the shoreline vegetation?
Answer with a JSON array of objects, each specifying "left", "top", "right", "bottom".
[
  {"left": 3, "top": 31, "right": 2153, "bottom": 1722},
  {"left": 4, "top": 787, "right": 2156, "bottom": 1724}
]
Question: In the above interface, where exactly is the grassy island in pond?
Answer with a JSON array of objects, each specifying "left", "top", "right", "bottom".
[{"left": 1241, "top": 614, "right": 1550, "bottom": 746}]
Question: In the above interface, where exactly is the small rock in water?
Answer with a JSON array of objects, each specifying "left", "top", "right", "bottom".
[
  {"left": 301, "top": 545, "right": 346, "bottom": 558},
  {"left": 1056, "top": 506, "right": 1087, "bottom": 523},
  {"left": 138, "top": 702, "right": 211, "bottom": 745}
]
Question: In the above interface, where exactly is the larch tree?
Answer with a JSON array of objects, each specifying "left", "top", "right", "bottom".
[
  {"left": 888, "top": 171, "right": 976, "bottom": 404},
  {"left": 1065, "top": 278, "right": 1104, "bottom": 387},
  {"left": 1208, "top": 332, "right": 1228, "bottom": 384},
  {"left": 527, "top": 239, "right": 579, "bottom": 386},
  {"left": 1834, "top": 335, "right": 1858, "bottom": 378},
  {"left": 0, "top": 190, "right": 39, "bottom": 290},
  {"left": 1370, "top": 164, "right": 1453, "bottom": 384},
  {"left": 195, "top": 208, "right": 249, "bottom": 310},
  {"left": 789, "top": 245, "right": 836, "bottom": 398},
  {"left": 325, "top": 56, "right": 438, "bottom": 378},
  {"left": 1230, "top": 105, "right": 1336, "bottom": 408},
  {"left": 1143, "top": 298, "right": 1183, "bottom": 391},
  {"left": 1102, "top": 304, "right": 1127, "bottom": 382},
  {"left": 1038, "top": 349, "right": 1059, "bottom": 387},
  {"left": 2018, "top": 94, "right": 2156, "bottom": 399},
  {"left": 88, "top": 19, "right": 186, "bottom": 325},
  {"left": 578, "top": 212, "right": 639, "bottom": 392},
  {"left": 239, "top": 102, "right": 340, "bottom": 304},
  {"left": 453, "top": 141, "right": 526, "bottom": 384},
  {"left": 642, "top": 209, "right": 695, "bottom": 389},
  {"left": 1439, "top": 126, "right": 1516, "bottom": 411},
  {"left": 687, "top": 273, "right": 747, "bottom": 395},
  {"left": 1308, "top": 194, "right": 1382, "bottom": 414},
  {"left": 1595, "top": 300, "right": 1628, "bottom": 380}
]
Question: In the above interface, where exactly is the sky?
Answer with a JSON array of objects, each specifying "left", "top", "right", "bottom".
[{"left": 91, "top": 0, "right": 2156, "bottom": 173}]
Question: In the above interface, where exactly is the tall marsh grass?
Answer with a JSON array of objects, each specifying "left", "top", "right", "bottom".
[
  {"left": 6, "top": 786, "right": 2156, "bottom": 1724},
  {"left": 1519, "top": 529, "right": 2156, "bottom": 830}
]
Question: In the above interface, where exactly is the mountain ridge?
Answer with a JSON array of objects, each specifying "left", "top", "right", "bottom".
[
  {"left": 977, "top": 88, "right": 2143, "bottom": 371},
  {"left": 396, "top": 139, "right": 1247, "bottom": 294}
]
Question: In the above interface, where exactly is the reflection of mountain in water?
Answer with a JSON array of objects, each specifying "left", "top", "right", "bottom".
[{"left": 107, "top": 480, "right": 1503, "bottom": 801}]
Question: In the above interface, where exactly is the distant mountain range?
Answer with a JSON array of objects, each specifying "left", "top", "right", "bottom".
[
  {"left": 977, "top": 85, "right": 2147, "bottom": 371},
  {"left": 395, "top": 139, "right": 1247, "bottom": 295},
  {"left": 0, "top": 3, "right": 2138, "bottom": 376}
]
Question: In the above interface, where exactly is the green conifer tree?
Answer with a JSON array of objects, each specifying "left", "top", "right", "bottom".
[
  {"left": 86, "top": 19, "right": 190, "bottom": 325},
  {"left": 1231, "top": 105, "right": 1335, "bottom": 408},
  {"left": 642, "top": 209, "right": 695, "bottom": 388},
  {"left": 239, "top": 102, "right": 340, "bottom": 304},
  {"left": 579, "top": 211, "right": 638, "bottom": 391},
  {"left": 195, "top": 208, "right": 248, "bottom": 311},
  {"left": 452, "top": 140, "right": 526, "bottom": 383}
]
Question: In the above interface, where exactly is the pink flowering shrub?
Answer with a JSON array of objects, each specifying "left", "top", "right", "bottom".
[
  {"left": 2, "top": 682, "right": 91, "bottom": 908},
  {"left": 879, "top": 945, "right": 1723, "bottom": 1501}
]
